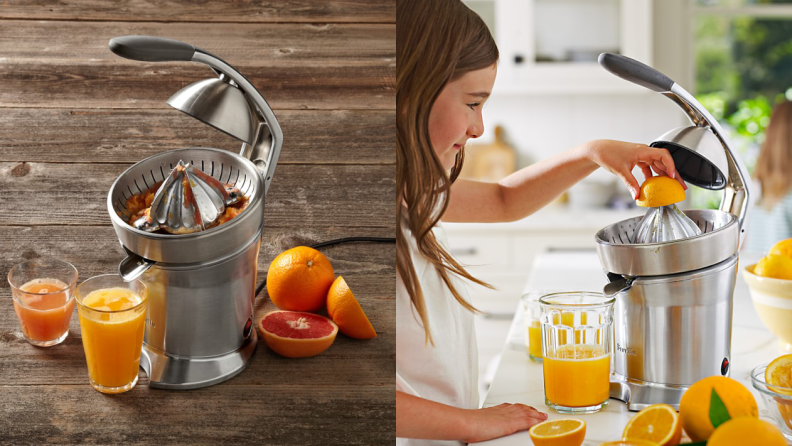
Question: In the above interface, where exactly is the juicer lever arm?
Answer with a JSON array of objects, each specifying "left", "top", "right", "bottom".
[
  {"left": 192, "top": 49, "right": 283, "bottom": 196},
  {"left": 109, "top": 36, "right": 195, "bottom": 62},
  {"left": 598, "top": 53, "right": 673, "bottom": 93}
]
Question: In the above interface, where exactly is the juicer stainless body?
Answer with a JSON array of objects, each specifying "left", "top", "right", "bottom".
[
  {"left": 107, "top": 36, "right": 283, "bottom": 389},
  {"left": 595, "top": 54, "right": 753, "bottom": 411},
  {"left": 109, "top": 148, "right": 269, "bottom": 389},
  {"left": 597, "top": 210, "right": 740, "bottom": 410}
]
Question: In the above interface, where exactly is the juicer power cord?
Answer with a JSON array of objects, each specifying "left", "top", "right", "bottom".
[{"left": 254, "top": 236, "right": 396, "bottom": 298}]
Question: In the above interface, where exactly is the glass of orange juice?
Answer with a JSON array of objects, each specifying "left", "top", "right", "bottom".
[
  {"left": 8, "top": 258, "right": 79, "bottom": 347},
  {"left": 521, "top": 290, "right": 551, "bottom": 362},
  {"left": 539, "top": 291, "right": 614, "bottom": 414},
  {"left": 75, "top": 274, "right": 148, "bottom": 394}
]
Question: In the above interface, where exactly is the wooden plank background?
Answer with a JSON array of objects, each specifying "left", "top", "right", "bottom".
[{"left": 0, "top": 1, "right": 395, "bottom": 444}]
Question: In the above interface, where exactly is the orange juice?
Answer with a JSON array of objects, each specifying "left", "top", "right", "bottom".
[
  {"left": 78, "top": 287, "right": 146, "bottom": 391},
  {"left": 543, "top": 344, "right": 610, "bottom": 408},
  {"left": 12, "top": 278, "right": 74, "bottom": 342},
  {"left": 527, "top": 320, "right": 542, "bottom": 359}
]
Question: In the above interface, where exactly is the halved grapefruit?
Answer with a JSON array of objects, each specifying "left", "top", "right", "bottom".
[{"left": 258, "top": 310, "right": 338, "bottom": 358}]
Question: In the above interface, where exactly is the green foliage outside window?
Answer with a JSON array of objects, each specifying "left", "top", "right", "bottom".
[{"left": 690, "top": 12, "right": 792, "bottom": 209}]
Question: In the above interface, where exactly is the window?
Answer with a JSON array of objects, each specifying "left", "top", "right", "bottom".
[{"left": 691, "top": 0, "right": 792, "bottom": 208}]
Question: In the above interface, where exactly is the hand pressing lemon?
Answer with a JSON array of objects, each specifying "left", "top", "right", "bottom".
[{"left": 636, "top": 176, "right": 686, "bottom": 208}]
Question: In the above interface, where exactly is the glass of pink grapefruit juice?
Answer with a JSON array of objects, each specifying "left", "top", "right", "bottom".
[
  {"left": 539, "top": 292, "right": 614, "bottom": 414},
  {"left": 8, "top": 258, "right": 79, "bottom": 347},
  {"left": 76, "top": 274, "right": 148, "bottom": 394}
]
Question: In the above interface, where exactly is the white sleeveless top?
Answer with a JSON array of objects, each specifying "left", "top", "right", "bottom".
[{"left": 396, "top": 221, "right": 479, "bottom": 446}]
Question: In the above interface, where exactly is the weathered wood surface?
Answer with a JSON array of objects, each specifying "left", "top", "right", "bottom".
[
  {"left": 0, "top": 21, "right": 395, "bottom": 110},
  {"left": 0, "top": 108, "right": 395, "bottom": 164},
  {"left": 0, "top": 163, "right": 395, "bottom": 227},
  {"left": 0, "top": 1, "right": 395, "bottom": 443},
  {"left": 0, "top": 1, "right": 396, "bottom": 23}
]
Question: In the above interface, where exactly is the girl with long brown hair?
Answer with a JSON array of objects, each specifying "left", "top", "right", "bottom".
[
  {"left": 396, "top": 1, "right": 684, "bottom": 443},
  {"left": 746, "top": 101, "right": 792, "bottom": 252}
]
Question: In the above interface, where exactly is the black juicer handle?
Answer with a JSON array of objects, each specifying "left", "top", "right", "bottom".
[
  {"left": 598, "top": 53, "right": 674, "bottom": 93},
  {"left": 109, "top": 36, "right": 195, "bottom": 62}
]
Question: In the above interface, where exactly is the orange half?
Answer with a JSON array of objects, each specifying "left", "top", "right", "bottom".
[
  {"left": 636, "top": 176, "right": 686, "bottom": 208},
  {"left": 622, "top": 404, "right": 681, "bottom": 446},
  {"left": 326, "top": 276, "right": 376, "bottom": 339},
  {"left": 528, "top": 418, "right": 585, "bottom": 446}
]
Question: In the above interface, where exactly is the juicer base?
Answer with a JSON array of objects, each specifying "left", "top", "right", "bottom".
[
  {"left": 140, "top": 330, "right": 257, "bottom": 390},
  {"left": 610, "top": 376, "right": 687, "bottom": 412}
]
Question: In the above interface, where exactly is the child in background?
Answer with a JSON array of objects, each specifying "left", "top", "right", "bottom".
[
  {"left": 746, "top": 101, "right": 792, "bottom": 253},
  {"left": 396, "top": 0, "right": 683, "bottom": 444}
]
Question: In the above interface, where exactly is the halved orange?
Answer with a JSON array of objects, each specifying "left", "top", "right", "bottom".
[
  {"left": 766, "top": 354, "right": 792, "bottom": 429},
  {"left": 257, "top": 310, "right": 338, "bottom": 358},
  {"left": 636, "top": 176, "right": 686, "bottom": 208},
  {"left": 622, "top": 404, "right": 681, "bottom": 446},
  {"left": 326, "top": 276, "right": 376, "bottom": 339},
  {"left": 766, "top": 354, "right": 792, "bottom": 392},
  {"left": 528, "top": 418, "right": 585, "bottom": 446}
]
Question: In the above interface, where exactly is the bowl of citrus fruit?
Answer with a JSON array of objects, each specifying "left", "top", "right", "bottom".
[
  {"left": 743, "top": 238, "right": 792, "bottom": 352},
  {"left": 751, "top": 354, "right": 792, "bottom": 442}
]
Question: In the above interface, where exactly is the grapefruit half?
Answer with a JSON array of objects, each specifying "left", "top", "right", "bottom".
[{"left": 258, "top": 310, "right": 338, "bottom": 358}]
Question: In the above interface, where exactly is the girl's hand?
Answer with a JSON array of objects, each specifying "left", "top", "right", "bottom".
[
  {"left": 461, "top": 403, "right": 548, "bottom": 443},
  {"left": 585, "top": 139, "right": 687, "bottom": 200}
]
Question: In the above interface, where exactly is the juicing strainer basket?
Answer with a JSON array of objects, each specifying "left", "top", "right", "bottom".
[{"left": 108, "top": 147, "right": 266, "bottom": 265}]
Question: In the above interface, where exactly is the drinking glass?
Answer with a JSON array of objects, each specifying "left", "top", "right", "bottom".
[
  {"left": 540, "top": 291, "right": 614, "bottom": 414},
  {"left": 521, "top": 290, "right": 553, "bottom": 362},
  {"left": 8, "top": 258, "right": 79, "bottom": 347},
  {"left": 76, "top": 274, "right": 148, "bottom": 394}
]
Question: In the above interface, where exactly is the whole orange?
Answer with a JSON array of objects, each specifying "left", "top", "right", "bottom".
[
  {"left": 267, "top": 246, "right": 335, "bottom": 312},
  {"left": 678, "top": 376, "right": 758, "bottom": 442}
]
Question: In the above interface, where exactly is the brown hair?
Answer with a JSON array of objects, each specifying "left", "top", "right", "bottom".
[
  {"left": 755, "top": 101, "right": 792, "bottom": 210},
  {"left": 397, "top": 0, "right": 498, "bottom": 344}
]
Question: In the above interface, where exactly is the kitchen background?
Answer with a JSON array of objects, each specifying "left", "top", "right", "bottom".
[{"left": 450, "top": 0, "right": 792, "bottom": 402}]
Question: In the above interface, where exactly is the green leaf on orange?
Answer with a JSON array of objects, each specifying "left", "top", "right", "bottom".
[{"left": 709, "top": 388, "right": 731, "bottom": 428}]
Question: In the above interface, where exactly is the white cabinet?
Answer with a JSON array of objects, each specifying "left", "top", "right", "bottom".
[{"left": 464, "top": 0, "right": 653, "bottom": 94}]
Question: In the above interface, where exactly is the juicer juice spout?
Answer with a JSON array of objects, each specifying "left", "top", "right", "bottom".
[{"left": 604, "top": 272, "right": 632, "bottom": 298}]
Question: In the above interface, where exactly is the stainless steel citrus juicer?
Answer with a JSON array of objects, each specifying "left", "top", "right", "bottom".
[
  {"left": 106, "top": 36, "right": 283, "bottom": 389},
  {"left": 594, "top": 53, "right": 753, "bottom": 410}
]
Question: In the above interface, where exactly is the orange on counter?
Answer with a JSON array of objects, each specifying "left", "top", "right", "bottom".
[
  {"left": 528, "top": 418, "right": 586, "bottom": 446},
  {"left": 267, "top": 246, "right": 335, "bottom": 312},
  {"left": 678, "top": 376, "right": 758, "bottom": 442},
  {"left": 326, "top": 276, "right": 376, "bottom": 339},
  {"left": 621, "top": 404, "right": 681, "bottom": 446},
  {"left": 636, "top": 176, "right": 686, "bottom": 208},
  {"left": 706, "top": 417, "right": 786, "bottom": 446}
]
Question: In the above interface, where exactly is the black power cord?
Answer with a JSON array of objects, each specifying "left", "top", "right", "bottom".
[{"left": 254, "top": 236, "right": 396, "bottom": 298}]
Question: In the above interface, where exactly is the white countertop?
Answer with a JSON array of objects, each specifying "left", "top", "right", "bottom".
[{"left": 476, "top": 250, "right": 786, "bottom": 445}]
